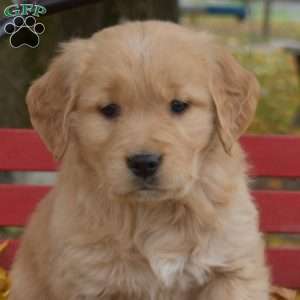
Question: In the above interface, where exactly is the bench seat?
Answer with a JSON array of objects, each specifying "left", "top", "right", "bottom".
[{"left": 0, "top": 129, "right": 300, "bottom": 288}]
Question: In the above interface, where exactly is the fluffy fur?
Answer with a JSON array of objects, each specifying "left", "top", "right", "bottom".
[{"left": 9, "top": 21, "right": 269, "bottom": 300}]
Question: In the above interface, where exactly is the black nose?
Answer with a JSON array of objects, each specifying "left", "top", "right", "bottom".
[{"left": 127, "top": 153, "right": 162, "bottom": 179}]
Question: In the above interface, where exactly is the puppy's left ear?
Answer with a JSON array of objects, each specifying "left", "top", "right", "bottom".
[{"left": 209, "top": 48, "right": 260, "bottom": 154}]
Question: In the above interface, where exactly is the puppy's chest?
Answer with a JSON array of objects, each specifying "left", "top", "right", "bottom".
[
  {"left": 60, "top": 239, "right": 216, "bottom": 298},
  {"left": 59, "top": 242, "right": 155, "bottom": 297},
  {"left": 144, "top": 247, "right": 215, "bottom": 290}
]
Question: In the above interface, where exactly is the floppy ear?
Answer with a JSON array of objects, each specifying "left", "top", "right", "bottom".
[
  {"left": 26, "top": 40, "right": 89, "bottom": 160},
  {"left": 209, "top": 49, "right": 260, "bottom": 154}
]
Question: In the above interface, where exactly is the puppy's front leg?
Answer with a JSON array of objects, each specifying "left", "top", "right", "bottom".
[
  {"left": 197, "top": 273, "right": 269, "bottom": 300},
  {"left": 8, "top": 270, "right": 51, "bottom": 300}
]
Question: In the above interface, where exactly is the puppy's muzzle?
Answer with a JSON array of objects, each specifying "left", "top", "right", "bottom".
[{"left": 126, "top": 153, "right": 162, "bottom": 180}]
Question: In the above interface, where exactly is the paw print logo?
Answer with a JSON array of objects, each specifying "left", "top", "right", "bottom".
[{"left": 4, "top": 16, "right": 45, "bottom": 48}]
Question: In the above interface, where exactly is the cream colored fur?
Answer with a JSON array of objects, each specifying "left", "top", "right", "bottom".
[{"left": 9, "top": 21, "right": 269, "bottom": 300}]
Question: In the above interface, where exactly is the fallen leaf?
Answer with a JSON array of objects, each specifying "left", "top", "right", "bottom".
[
  {"left": 0, "top": 242, "right": 8, "bottom": 255},
  {"left": 0, "top": 242, "right": 9, "bottom": 300},
  {"left": 271, "top": 286, "right": 297, "bottom": 300},
  {"left": 0, "top": 267, "right": 9, "bottom": 300}
]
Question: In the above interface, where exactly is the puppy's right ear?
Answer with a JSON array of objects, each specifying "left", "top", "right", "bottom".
[{"left": 26, "top": 40, "right": 89, "bottom": 160}]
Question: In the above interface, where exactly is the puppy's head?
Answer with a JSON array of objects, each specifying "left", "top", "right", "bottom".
[{"left": 26, "top": 21, "right": 259, "bottom": 202}]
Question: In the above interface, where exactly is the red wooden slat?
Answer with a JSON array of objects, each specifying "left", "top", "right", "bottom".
[
  {"left": 0, "top": 129, "right": 299, "bottom": 176},
  {"left": 0, "top": 242, "right": 299, "bottom": 288},
  {"left": 0, "top": 185, "right": 50, "bottom": 226},
  {"left": 1, "top": 129, "right": 300, "bottom": 176},
  {"left": 2, "top": 189, "right": 294, "bottom": 232},
  {"left": 267, "top": 249, "right": 300, "bottom": 288},
  {"left": 0, "top": 187, "right": 296, "bottom": 231},
  {"left": 240, "top": 135, "right": 300, "bottom": 177},
  {"left": 3, "top": 188, "right": 296, "bottom": 232},
  {"left": 254, "top": 190, "right": 300, "bottom": 233},
  {"left": 0, "top": 129, "right": 56, "bottom": 171}
]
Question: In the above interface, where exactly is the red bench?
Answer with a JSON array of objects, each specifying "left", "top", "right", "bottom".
[{"left": 0, "top": 129, "right": 300, "bottom": 288}]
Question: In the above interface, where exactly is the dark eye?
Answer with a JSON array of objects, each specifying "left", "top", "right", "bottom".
[
  {"left": 170, "top": 99, "right": 189, "bottom": 114},
  {"left": 100, "top": 103, "right": 121, "bottom": 119}
]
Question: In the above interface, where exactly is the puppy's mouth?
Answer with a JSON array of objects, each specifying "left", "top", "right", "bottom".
[
  {"left": 129, "top": 178, "right": 166, "bottom": 197},
  {"left": 134, "top": 176, "right": 161, "bottom": 190},
  {"left": 134, "top": 187, "right": 164, "bottom": 200},
  {"left": 113, "top": 176, "right": 176, "bottom": 200}
]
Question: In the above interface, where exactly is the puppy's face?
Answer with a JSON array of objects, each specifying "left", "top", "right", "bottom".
[
  {"left": 26, "top": 22, "right": 260, "bottom": 202},
  {"left": 73, "top": 29, "right": 214, "bottom": 201}
]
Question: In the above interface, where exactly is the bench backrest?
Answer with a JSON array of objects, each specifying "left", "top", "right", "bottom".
[{"left": 0, "top": 129, "right": 300, "bottom": 288}]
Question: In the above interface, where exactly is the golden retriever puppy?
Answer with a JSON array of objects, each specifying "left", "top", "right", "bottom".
[{"left": 9, "top": 21, "right": 269, "bottom": 300}]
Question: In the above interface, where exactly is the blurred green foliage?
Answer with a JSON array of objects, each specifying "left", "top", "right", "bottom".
[
  {"left": 236, "top": 50, "right": 300, "bottom": 134},
  {"left": 0, "top": 227, "right": 23, "bottom": 239}
]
